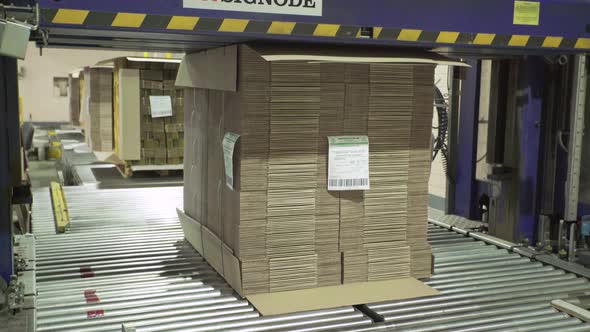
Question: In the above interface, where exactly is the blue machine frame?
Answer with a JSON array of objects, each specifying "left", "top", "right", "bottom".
[
  {"left": 0, "top": 56, "right": 20, "bottom": 283},
  {"left": 10, "top": 0, "right": 584, "bottom": 260},
  {"left": 39, "top": 0, "right": 590, "bottom": 52},
  {"left": 36, "top": 0, "right": 590, "bottom": 240},
  {"left": 516, "top": 58, "right": 545, "bottom": 242}
]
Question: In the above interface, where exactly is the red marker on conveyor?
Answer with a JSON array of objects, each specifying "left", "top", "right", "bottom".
[
  {"left": 79, "top": 266, "right": 95, "bottom": 278},
  {"left": 87, "top": 310, "right": 105, "bottom": 319},
  {"left": 84, "top": 290, "right": 100, "bottom": 303}
]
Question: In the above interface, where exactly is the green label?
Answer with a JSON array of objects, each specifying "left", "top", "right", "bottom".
[{"left": 328, "top": 136, "right": 369, "bottom": 146}]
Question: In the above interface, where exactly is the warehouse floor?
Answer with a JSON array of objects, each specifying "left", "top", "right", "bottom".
[{"left": 0, "top": 309, "right": 30, "bottom": 332}]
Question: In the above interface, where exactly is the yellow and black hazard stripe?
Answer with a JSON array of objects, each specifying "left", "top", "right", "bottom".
[
  {"left": 373, "top": 27, "right": 588, "bottom": 50},
  {"left": 42, "top": 9, "right": 362, "bottom": 38},
  {"left": 42, "top": 8, "right": 590, "bottom": 50}
]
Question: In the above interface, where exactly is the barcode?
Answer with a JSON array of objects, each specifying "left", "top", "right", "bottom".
[{"left": 329, "top": 178, "right": 369, "bottom": 188}]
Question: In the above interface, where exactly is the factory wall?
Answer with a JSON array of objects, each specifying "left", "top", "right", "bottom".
[{"left": 17, "top": 43, "right": 141, "bottom": 123}]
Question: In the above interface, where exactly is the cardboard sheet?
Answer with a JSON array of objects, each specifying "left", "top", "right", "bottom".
[
  {"left": 176, "top": 45, "right": 237, "bottom": 91},
  {"left": 93, "top": 151, "right": 123, "bottom": 165},
  {"left": 248, "top": 43, "right": 469, "bottom": 67},
  {"left": 202, "top": 227, "right": 224, "bottom": 276},
  {"left": 117, "top": 69, "right": 141, "bottom": 160},
  {"left": 178, "top": 44, "right": 440, "bottom": 305},
  {"left": 247, "top": 278, "right": 439, "bottom": 316},
  {"left": 177, "top": 208, "right": 204, "bottom": 256},
  {"left": 175, "top": 43, "right": 466, "bottom": 92}
]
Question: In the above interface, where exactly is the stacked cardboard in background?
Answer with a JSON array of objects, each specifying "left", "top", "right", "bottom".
[
  {"left": 79, "top": 71, "right": 85, "bottom": 126},
  {"left": 82, "top": 67, "right": 113, "bottom": 152},
  {"left": 113, "top": 58, "right": 184, "bottom": 166},
  {"left": 68, "top": 74, "right": 80, "bottom": 126},
  {"left": 407, "top": 66, "right": 437, "bottom": 279},
  {"left": 181, "top": 44, "right": 435, "bottom": 296}
]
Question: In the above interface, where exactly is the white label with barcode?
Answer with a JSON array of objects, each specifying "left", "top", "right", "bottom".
[
  {"left": 149, "top": 96, "right": 173, "bottom": 118},
  {"left": 223, "top": 132, "right": 241, "bottom": 190},
  {"left": 328, "top": 136, "right": 370, "bottom": 191}
]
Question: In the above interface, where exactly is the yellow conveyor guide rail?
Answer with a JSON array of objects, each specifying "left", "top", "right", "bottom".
[{"left": 50, "top": 181, "right": 70, "bottom": 233}]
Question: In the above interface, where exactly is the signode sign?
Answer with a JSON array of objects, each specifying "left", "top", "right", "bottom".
[{"left": 183, "top": 0, "right": 323, "bottom": 16}]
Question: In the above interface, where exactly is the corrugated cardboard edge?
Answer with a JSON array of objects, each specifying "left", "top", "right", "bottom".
[
  {"left": 177, "top": 208, "right": 204, "bottom": 256},
  {"left": 202, "top": 227, "right": 224, "bottom": 276},
  {"left": 177, "top": 208, "right": 245, "bottom": 296},
  {"left": 96, "top": 56, "right": 182, "bottom": 67},
  {"left": 175, "top": 43, "right": 467, "bottom": 92},
  {"left": 261, "top": 54, "right": 468, "bottom": 67},
  {"left": 175, "top": 45, "right": 238, "bottom": 91},
  {"left": 246, "top": 43, "right": 468, "bottom": 67},
  {"left": 222, "top": 244, "right": 244, "bottom": 296},
  {"left": 93, "top": 151, "right": 121, "bottom": 164},
  {"left": 247, "top": 278, "right": 439, "bottom": 316},
  {"left": 177, "top": 209, "right": 440, "bottom": 315}
]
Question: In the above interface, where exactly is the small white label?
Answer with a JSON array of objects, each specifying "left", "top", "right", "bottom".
[
  {"left": 149, "top": 96, "right": 173, "bottom": 118},
  {"left": 328, "top": 136, "right": 370, "bottom": 191},
  {"left": 223, "top": 132, "right": 241, "bottom": 190},
  {"left": 183, "top": 0, "right": 323, "bottom": 17}
]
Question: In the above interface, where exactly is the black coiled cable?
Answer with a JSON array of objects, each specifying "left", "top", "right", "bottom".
[{"left": 433, "top": 86, "right": 451, "bottom": 180}]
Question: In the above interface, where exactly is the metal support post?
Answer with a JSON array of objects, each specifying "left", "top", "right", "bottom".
[
  {"left": 538, "top": 214, "right": 551, "bottom": 249},
  {"left": 516, "top": 57, "right": 545, "bottom": 243},
  {"left": 570, "top": 223, "right": 578, "bottom": 262},
  {"left": 565, "top": 55, "right": 587, "bottom": 222},
  {"left": 452, "top": 60, "right": 481, "bottom": 219},
  {"left": 446, "top": 66, "right": 462, "bottom": 215},
  {"left": 0, "top": 56, "right": 21, "bottom": 283},
  {"left": 565, "top": 55, "right": 587, "bottom": 261}
]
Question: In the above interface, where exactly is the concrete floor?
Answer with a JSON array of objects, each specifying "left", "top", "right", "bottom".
[{"left": 0, "top": 308, "right": 30, "bottom": 332}]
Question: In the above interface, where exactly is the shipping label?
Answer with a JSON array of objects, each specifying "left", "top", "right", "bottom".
[
  {"left": 223, "top": 132, "right": 241, "bottom": 190},
  {"left": 328, "top": 136, "right": 370, "bottom": 191},
  {"left": 149, "top": 96, "right": 173, "bottom": 118}
]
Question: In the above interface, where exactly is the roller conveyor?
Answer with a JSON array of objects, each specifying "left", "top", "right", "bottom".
[{"left": 31, "top": 186, "right": 590, "bottom": 332}]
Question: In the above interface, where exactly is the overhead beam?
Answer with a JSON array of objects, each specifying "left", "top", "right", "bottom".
[{"left": 37, "top": 0, "right": 590, "bottom": 52}]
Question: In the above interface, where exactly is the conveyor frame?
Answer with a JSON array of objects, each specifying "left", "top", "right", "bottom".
[{"left": 31, "top": 186, "right": 590, "bottom": 332}]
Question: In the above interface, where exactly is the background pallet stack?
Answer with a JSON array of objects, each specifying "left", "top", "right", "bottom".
[
  {"left": 78, "top": 70, "right": 85, "bottom": 127},
  {"left": 82, "top": 67, "right": 113, "bottom": 152},
  {"left": 68, "top": 73, "right": 80, "bottom": 126},
  {"left": 113, "top": 58, "right": 184, "bottom": 167},
  {"left": 181, "top": 44, "right": 435, "bottom": 296}
]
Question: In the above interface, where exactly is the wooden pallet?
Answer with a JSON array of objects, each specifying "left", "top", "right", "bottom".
[{"left": 116, "top": 163, "right": 184, "bottom": 178}]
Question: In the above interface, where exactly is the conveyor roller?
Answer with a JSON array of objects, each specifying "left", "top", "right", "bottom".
[{"left": 31, "top": 186, "right": 590, "bottom": 332}]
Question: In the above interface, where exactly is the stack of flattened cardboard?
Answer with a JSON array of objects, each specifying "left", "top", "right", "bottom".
[
  {"left": 407, "top": 66, "right": 436, "bottom": 278},
  {"left": 83, "top": 67, "right": 113, "bottom": 152},
  {"left": 179, "top": 44, "right": 439, "bottom": 297},
  {"left": 113, "top": 58, "right": 184, "bottom": 166},
  {"left": 267, "top": 60, "right": 322, "bottom": 291}
]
